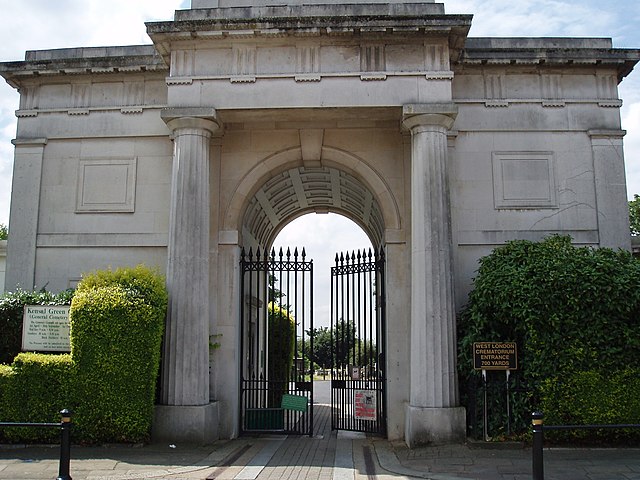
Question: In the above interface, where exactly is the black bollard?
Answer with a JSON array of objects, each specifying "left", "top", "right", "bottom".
[
  {"left": 57, "top": 409, "right": 72, "bottom": 480},
  {"left": 532, "top": 412, "right": 544, "bottom": 480}
]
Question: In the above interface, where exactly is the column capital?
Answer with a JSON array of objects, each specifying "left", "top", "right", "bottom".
[
  {"left": 161, "top": 107, "right": 222, "bottom": 135},
  {"left": 402, "top": 103, "right": 457, "bottom": 132}
]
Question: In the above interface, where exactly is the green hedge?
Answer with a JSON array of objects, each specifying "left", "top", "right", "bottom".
[
  {"left": 540, "top": 369, "right": 640, "bottom": 444},
  {"left": 0, "top": 353, "right": 73, "bottom": 443},
  {"left": 0, "top": 265, "right": 167, "bottom": 444},
  {"left": 0, "top": 289, "right": 74, "bottom": 364},
  {"left": 458, "top": 236, "right": 640, "bottom": 441},
  {"left": 70, "top": 266, "right": 166, "bottom": 443},
  {"left": 0, "top": 364, "right": 12, "bottom": 422}
]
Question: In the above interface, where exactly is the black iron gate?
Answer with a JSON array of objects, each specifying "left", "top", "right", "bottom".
[
  {"left": 240, "top": 247, "right": 314, "bottom": 435},
  {"left": 331, "top": 248, "right": 386, "bottom": 435}
]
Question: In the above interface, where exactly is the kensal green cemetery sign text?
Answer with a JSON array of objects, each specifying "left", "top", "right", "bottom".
[{"left": 22, "top": 305, "right": 71, "bottom": 352}]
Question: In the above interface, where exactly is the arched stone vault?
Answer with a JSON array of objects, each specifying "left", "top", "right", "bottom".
[{"left": 224, "top": 146, "right": 402, "bottom": 248}]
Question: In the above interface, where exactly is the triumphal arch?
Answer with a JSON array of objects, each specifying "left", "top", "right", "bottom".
[{"left": 1, "top": 0, "right": 638, "bottom": 446}]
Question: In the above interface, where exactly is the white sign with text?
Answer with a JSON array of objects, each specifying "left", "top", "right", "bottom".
[{"left": 22, "top": 305, "right": 71, "bottom": 352}]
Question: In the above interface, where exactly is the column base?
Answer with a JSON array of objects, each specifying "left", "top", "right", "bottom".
[
  {"left": 405, "top": 405, "right": 466, "bottom": 447},
  {"left": 152, "top": 402, "right": 219, "bottom": 444}
]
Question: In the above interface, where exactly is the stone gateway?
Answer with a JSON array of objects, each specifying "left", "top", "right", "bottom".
[{"left": 1, "top": 0, "right": 638, "bottom": 446}]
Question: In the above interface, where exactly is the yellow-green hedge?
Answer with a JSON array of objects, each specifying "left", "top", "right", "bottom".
[
  {"left": 0, "top": 265, "right": 167, "bottom": 444},
  {"left": 70, "top": 266, "right": 166, "bottom": 443},
  {"left": 0, "top": 353, "right": 73, "bottom": 443}
]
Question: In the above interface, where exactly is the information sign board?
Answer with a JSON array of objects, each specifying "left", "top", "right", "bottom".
[
  {"left": 473, "top": 342, "right": 517, "bottom": 370},
  {"left": 354, "top": 389, "right": 377, "bottom": 420},
  {"left": 22, "top": 305, "right": 71, "bottom": 352}
]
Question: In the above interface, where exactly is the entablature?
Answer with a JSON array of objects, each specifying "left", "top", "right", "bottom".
[
  {"left": 146, "top": 3, "right": 472, "bottom": 64},
  {"left": 460, "top": 37, "right": 640, "bottom": 82}
]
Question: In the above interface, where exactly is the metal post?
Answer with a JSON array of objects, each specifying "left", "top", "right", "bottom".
[
  {"left": 57, "top": 409, "right": 72, "bottom": 480},
  {"left": 506, "top": 369, "right": 511, "bottom": 435},
  {"left": 532, "top": 411, "right": 544, "bottom": 480},
  {"left": 482, "top": 369, "right": 489, "bottom": 441}
]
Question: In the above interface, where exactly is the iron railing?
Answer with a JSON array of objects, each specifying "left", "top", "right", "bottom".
[
  {"left": 531, "top": 412, "right": 640, "bottom": 480},
  {"left": 0, "top": 409, "right": 72, "bottom": 480}
]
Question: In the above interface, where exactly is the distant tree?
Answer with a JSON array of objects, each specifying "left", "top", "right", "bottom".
[
  {"left": 0, "top": 223, "right": 7, "bottom": 240},
  {"left": 630, "top": 194, "right": 640, "bottom": 235},
  {"left": 306, "top": 326, "right": 332, "bottom": 369},
  {"left": 306, "top": 320, "right": 378, "bottom": 370}
]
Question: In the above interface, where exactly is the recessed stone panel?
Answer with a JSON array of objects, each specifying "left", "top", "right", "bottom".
[
  {"left": 492, "top": 152, "right": 557, "bottom": 209},
  {"left": 76, "top": 158, "right": 137, "bottom": 213}
]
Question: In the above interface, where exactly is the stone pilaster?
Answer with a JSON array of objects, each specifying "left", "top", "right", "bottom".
[
  {"left": 402, "top": 104, "right": 465, "bottom": 446},
  {"left": 589, "top": 129, "right": 631, "bottom": 250},
  {"left": 5, "top": 138, "right": 47, "bottom": 291}
]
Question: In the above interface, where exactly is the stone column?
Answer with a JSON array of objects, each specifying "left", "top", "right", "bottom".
[
  {"left": 589, "top": 129, "right": 631, "bottom": 250},
  {"left": 402, "top": 104, "right": 465, "bottom": 446},
  {"left": 153, "top": 108, "right": 221, "bottom": 444}
]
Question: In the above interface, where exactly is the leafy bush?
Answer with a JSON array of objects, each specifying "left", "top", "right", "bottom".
[
  {"left": 0, "top": 289, "right": 74, "bottom": 364},
  {"left": 267, "top": 302, "right": 295, "bottom": 407},
  {"left": 0, "top": 364, "right": 12, "bottom": 421},
  {"left": 0, "top": 353, "right": 73, "bottom": 443},
  {"left": 0, "top": 265, "right": 167, "bottom": 444},
  {"left": 70, "top": 266, "right": 166, "bottom": 443},
  {"left": 540, "top": 369, "right": 640, "bottom": 444},
  {"left": 458, "top": 236, "right": 640, "bottom": 441}
]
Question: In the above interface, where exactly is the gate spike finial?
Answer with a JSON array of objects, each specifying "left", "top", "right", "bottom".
[
  {"left": 286, "top": 247, "right": 291, "bottom": 260},
  {"left": 248, "top": 247, "right": 254, "bottom": 261},
  {"left": 302, "top": 247, "right": 306, "bottom": 260},
  {"left": 340, "top": 252, "right": 345, "bottom": 264},
  {"left": 241, "top": 247, "right": 246, "bottom": 261},
  {"left": 270, "top": 247, "right": 276, "bottom": 261},
  {"left": 357, "top": 249, "right": 362, "bottom": 261},
  {"left": 294, "top": 247, "right": 299, "bottom": 260},
  {"left": 368, "top": 248, "right": 373, "bottom": 261}
]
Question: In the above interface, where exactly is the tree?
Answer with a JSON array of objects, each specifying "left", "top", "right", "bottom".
[
  {"left": 0, "top": 223, "right": 7, "bottom": 241},
  {"left": 306, "top": 320, "right": 378, "bottom": 370},
  {"left": 458, "top": 235, "right": 640, "bottom": 440},
  {"left": 306, "top": 326, "right": 332, "bottom": 369},
  {"left": 629, "top": 194, "right": 640, "bottom": 235}
]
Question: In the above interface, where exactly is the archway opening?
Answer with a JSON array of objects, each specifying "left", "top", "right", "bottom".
[
  {"left": 273, "top": 212, "right": 373, "bottom": 331},
  {"left": 238, "top": 165, "right": 388, "bottom": 436}
]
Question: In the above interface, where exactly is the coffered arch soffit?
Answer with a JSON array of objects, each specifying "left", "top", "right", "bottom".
[{"left": 224, "top": 146, "right": 401, "bottom": 249}]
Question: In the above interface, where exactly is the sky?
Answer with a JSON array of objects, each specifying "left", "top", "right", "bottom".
[{"left": 1, "top": 0, "right": 640, "bottom": 317}]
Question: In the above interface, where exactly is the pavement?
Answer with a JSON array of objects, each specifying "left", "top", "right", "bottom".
[
  {"left": 1, "top": 426, "right": 639, "bottom": 480},
  {"left": 1, "top": 389, "right": 639, "bottom": 480}
]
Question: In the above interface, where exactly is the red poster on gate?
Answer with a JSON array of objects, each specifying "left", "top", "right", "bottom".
[{"left": 354, "top": 390, "right": 377, "bottom": 420}]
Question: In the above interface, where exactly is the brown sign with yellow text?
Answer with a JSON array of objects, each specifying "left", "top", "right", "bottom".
[{"left": 473, "top": 342, "right": 517, "bottom": 370}]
